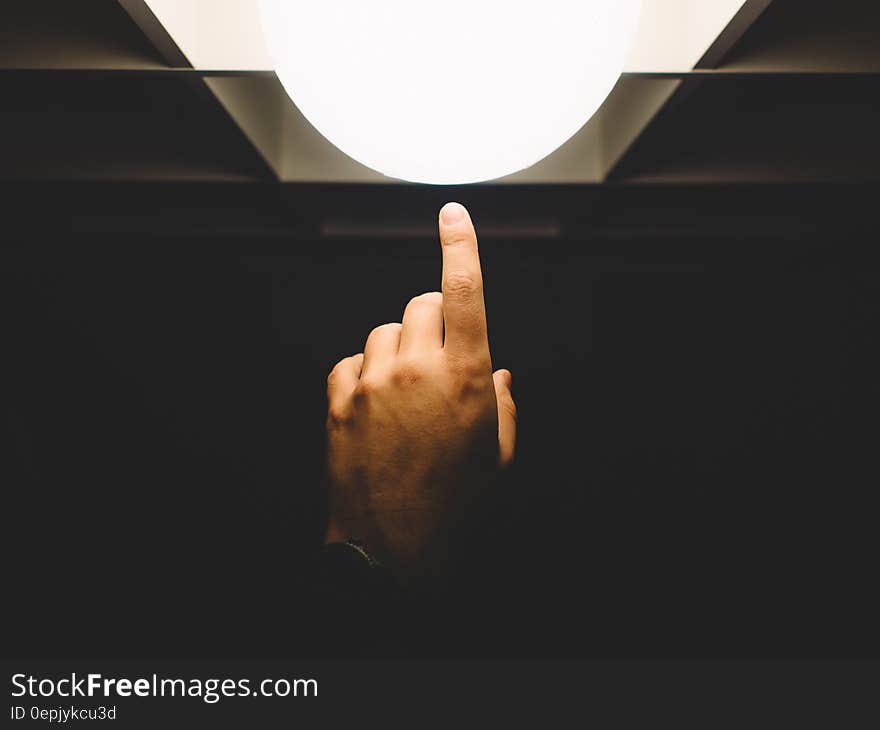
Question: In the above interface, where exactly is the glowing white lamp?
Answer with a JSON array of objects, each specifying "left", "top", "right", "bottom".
[{"left": 259, "top": 1, "right": 641, "bottom": 185}]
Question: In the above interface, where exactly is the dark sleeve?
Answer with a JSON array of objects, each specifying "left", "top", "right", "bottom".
[{"left": 304, "top": 543, "right": 411, "bottom": 657}]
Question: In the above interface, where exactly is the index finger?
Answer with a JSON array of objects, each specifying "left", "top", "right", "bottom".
[{"left": 438, "top": 202, "right": 489, "bottom": 360}]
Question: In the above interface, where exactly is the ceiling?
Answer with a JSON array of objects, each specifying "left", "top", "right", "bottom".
[{"left": 2, "top": 0, "right": 879, "bottom": 189}]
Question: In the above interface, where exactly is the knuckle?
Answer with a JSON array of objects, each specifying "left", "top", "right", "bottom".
[
  {"left": 393, "top": 359, "right": 424, "bottom": 386},
  {"left": 326, "top": 360, "right": 348, "bottom": 389},
  {"left": 455, "top": 379, "right": 481, "bottom": 402},
  {"left": 326, "top": 403, "right": 351, "bottom": 427},
  {"left": 354, "top": 376, "right": 381, "bottom": 398},
  {"left": 452, "top": 370, "right": 492, "bottom": 403},
  {"left": 443, "top": 270, "right": 481, "bottom": 298}
]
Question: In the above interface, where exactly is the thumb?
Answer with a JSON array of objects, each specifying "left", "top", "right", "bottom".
[{"left": 493, "top": 369, "right": 517, "bottom": 468}]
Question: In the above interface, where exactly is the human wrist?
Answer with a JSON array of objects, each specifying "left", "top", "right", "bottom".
[{"left": 325, "top": 519, "right": 387, "bottom": 567}]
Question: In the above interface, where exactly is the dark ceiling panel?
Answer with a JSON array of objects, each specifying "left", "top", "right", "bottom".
[
  {"left": 609, "top": 76, "right": 880, "bottom": 183},
  {"left": 0, "top": 0, "right": 166, "bottom": 69},
  {"left": 719, "top": 0, "right": 880, "bottom": 71},
  {"left": 0, "top": 75, "right": 271, "bottom": 181}
]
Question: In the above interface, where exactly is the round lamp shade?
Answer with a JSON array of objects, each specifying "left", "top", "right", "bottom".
[{"left": 259, "top": 1, "right": 642, "bottom": 184}]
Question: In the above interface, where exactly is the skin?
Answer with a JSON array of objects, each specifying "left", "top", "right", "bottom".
[{"left": 324, "top": 202, "right": 516, "bottom": 576}]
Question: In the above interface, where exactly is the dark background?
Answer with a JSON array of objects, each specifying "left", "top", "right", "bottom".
[
  {"left": 3, "top": 0, "right": 880, "bottom": 659},
  {"left": 5, "top": 182, "right": 879, "bottom": 659}
]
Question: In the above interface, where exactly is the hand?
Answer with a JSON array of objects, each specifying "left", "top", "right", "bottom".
[{"left": 324, "top": 202, "right": 516, "bottom": 576}]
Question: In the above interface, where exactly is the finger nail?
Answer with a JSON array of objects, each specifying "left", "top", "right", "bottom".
[
  {"left": 501, "top": 369, "right": 512, "bottom": 387},
  {"left": 440, "top": 202, "right": 466, "bottom": 225}
]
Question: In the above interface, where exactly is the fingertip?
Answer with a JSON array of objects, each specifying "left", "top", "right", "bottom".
[
  {"left": 494, "top": 368, "right": 512, "bottom": 389},
  {"left": 439, "top": 201, "right": 467, "bottom": 226}
]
